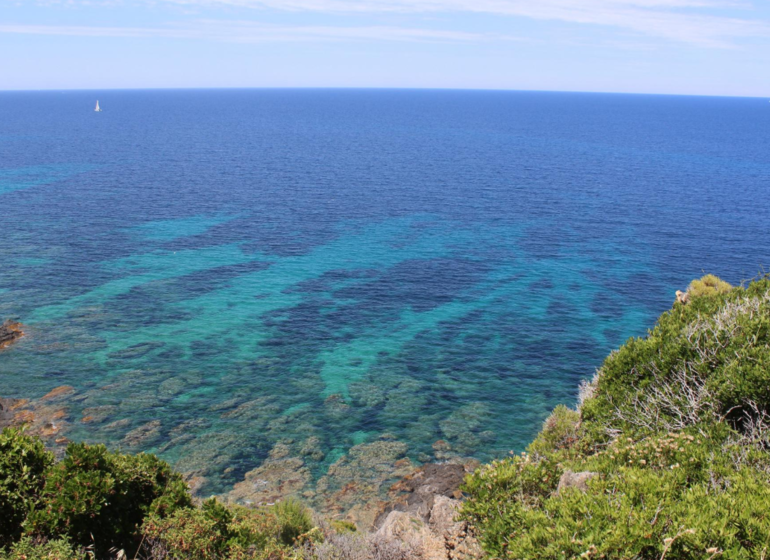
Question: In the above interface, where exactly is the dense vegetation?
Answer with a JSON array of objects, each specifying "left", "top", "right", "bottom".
[
  {"left": 0, "top": 429, "right": 315, "bottom": 559},
  {"left": 461, "top": 275, "right": 770, "bottom": 559}
]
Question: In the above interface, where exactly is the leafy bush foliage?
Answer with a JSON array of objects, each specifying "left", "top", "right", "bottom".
[
  {"left": 273, "top": 499, "right": 314, "bottom": 547},
  {"left": 462, "top": 276, "right": 770, "bottom": 560},
  {"left": 0, "top": 536, "right": 79, "bottom": 560},
  {"left": 0, "top": 428, "right": 53, "bottom": 546},
  {"left": 140, "top": 499, "right": 316, "bottom": 560},
  {"left": 0, "top": 428, "right": 319, "bottom": 560},
  {"left": 26, "top": 442, "right": 191, "bottom": 555},
  {"left": 687, "top": 274, "right": 733, "bottom": 298}
]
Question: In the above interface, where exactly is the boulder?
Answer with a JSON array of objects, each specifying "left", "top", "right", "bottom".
[
  {"left": 429, "top": 495, "right": 464, "bottom": 539},
  {"left": 675, "top": 290, "right": 690, "bottom": 305},
  {"left": 557, "top": 470, "right": 598, "bottom": 493}
]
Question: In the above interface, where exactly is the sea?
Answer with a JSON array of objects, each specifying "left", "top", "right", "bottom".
[{"left": 1, "top": 89, "right": 769, "bottom": 500}]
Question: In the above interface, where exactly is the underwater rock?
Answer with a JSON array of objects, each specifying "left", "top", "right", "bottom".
[
  {"left": 313, "top": 438, "right": 414, "bottom": 528},
  {"left": 0, "top": 320, "right": 25, "bottom": 350},
  {"left": 0, "top": 397, "right": 28, "bottom": 428},
  {"left": 41, "top": 385, "right": 75, "bottom": 402},
  {"left": 80, "top": 405, "right": 117, "bottom": 424},
  {"left": 157, "top": 377, "right": 187, "bottom": 398},
  {"left": 123, "top": 419, "right": 162, "bottom": 447},
  {"left": 103, "top": 418, "right": 132, "bottom": 432},
  {"left": 220, "top": 397, "right": 280, "bottom": 421},
  {"left": 0, "top": 394, "right": 71, "bottom": 457},
  {"left": 323, "top": 393, "right": 351, "bottom": 416},
  {"left": 168, "top": 418, "right": 212, "bottom": 437},
  {"left": 107, "top": 341, "right": 165, "bottom": 360},
  {"left": 226, "top": 445, "right": 311, "bottom": 506}
]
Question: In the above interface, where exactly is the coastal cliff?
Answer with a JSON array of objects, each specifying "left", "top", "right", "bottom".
[{"left": 2, "top": 274, "right": 770, "bottom": 559}]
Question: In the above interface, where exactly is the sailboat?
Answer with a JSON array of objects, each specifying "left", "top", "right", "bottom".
[{"left": 95, "top": 100, "right": 102, "bottom": 112}]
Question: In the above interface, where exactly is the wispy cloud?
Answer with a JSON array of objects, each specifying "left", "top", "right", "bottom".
[
  {"left": 140, "top": 0, "right": 770, "bottom": 46},
  {"left": 15, "top": 0, "right": 770, "bottom": 46},
  {"left": 0, "top": 20, "right": 513, "bottom": 43}
]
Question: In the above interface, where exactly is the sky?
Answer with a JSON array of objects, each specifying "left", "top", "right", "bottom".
[{"left": 1, "top": 0, "right": 770, "bottom": 96}]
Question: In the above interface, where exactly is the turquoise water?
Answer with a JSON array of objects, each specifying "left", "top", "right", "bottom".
[{"left": 1, "top": 90, "right": 769, "bottom": 495}]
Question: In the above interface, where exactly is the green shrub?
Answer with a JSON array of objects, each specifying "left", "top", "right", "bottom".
[
  {"left": 527, "top": 405, "right": 582, "bottom": 457},
  {"left": 688, "top": 274, "right": 733, "bottom": 298},
  {"left": 142, "top": 507, "right": 228, "bottom": 560},
  {"left": 140, "top": 500, "right": 309, "bottom": 559},
  {"left": 271, "top": 499, "right": 313, "bottom": 547},
  {"left": 330, "top": 520, "right": 357, "bottom": 534},
  {"left": 581, "top": 277, "right": 770, "bottom": 444},
  {"left": 460, "top": 454, "right": 561, "bottom": 557},
  {"left": 27, "top": 442, "right": 191, "bottom": 555},
  {"left": 0, "top": 536, "right": 80, "bottom": 560},
  {"left": 226, "top": 504, "right": 278, "bottom": 551},
  {"left": 0, "top": 428, "right": 53, "bottom": 546}
]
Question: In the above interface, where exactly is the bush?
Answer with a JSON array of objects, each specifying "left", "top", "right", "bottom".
[
  {"left": 527, "top": 405, "right": 582, "bottom": 457},
  {"left": 26, "top": 442, "right": 191, "bottom": 555},
  {"left": 272, "top": 499, "right": 313, "bottom": 547},
  {"left": 687, "top": 274, "right": 733, "bottom": 298},
  {"left": 140, "top": 499, "right": 314, "bottom": 560},
  {"left": 141, "top": 507, "right": 228, "bottom": 560},
  {"left": 0, "top": 428, "right": 53, "bottom": 546},
  {"left": 0, "top": 536, "right": 80, "bottom": 560}
]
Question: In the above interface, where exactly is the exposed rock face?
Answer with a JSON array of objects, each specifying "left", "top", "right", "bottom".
[
  {"left": 376, "top": 463, "right": 468, "bottom": 526},
  {"left": 372, "top": 463, "right": 482, "bottom": 560},
  {"left": 557, "top": 470, "right": 598, "bottom": 493},
  {"left": 675, "top": 290, "right": 690, "bottom": 305},
  {"left": 0, "top": 320, "right": 25, "bottom": 350}
]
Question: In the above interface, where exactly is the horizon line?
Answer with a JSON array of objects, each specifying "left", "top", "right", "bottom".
[{"left": 0, "top": 85, "right": 767, "bottom": 100}]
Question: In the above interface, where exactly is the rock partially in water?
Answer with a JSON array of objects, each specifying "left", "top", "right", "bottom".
[
  {"left": 0, "top": 320, "right": 25, "bottom": 350},
  {"left": 41, "top": 385, "right": 76, "bottom": 402}
]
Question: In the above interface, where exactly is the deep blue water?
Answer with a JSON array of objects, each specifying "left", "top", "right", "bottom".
[{"left": 1, "top": 89, "right": 769, "bottom": 496}]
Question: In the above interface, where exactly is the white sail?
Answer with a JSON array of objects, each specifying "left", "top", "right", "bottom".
[{"left": 95, "top": 100, "right": 102, "bottom": 112}]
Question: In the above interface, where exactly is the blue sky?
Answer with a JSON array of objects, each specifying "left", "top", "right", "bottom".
[{"left": 1, "top": 0, "right": 769, "bottom": 96}]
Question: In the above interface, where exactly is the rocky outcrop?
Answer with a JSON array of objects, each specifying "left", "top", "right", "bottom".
[
  {"left": 675, "top": 290, "right": 690, "bottom": 305},
  {"left": 0, "top": 320, "right": 25, "bottom": 350},
  {"left": 372, "top": 463, "right": 482, "bottom": 560},
  {"left": 557, "top": 470, "right": 598, "bottom": 493}
]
